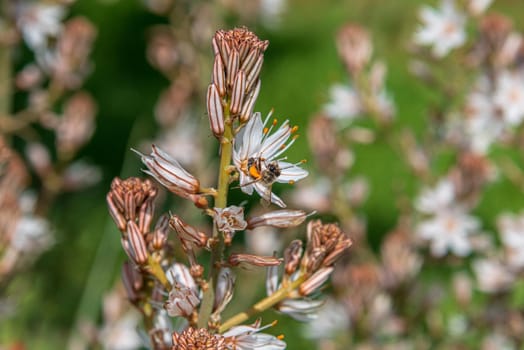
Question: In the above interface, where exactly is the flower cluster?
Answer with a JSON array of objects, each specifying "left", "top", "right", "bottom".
[{"left": 106, "top": 27, "right": 351, "bottom": 349}]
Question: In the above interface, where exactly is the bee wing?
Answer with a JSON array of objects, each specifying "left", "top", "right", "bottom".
[{"left": 253, "top": 182, "right": 286, "bottom": 208}]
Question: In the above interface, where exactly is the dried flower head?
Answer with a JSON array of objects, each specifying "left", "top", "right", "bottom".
[
  {"left": 172, "top": 327, "right": 226, "bottom": 350},
  {"left": 106, "top": 177, "right": 157, "bottom": 233},
  {"left": 302, "top": 220, "right": 352, "bottom": 274}
]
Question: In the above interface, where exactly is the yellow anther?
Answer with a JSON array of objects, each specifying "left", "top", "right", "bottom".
[
  {"left": 288, "top": 180, "right": 295, "bottom": 185},
  {"left": 301, "top": 159, "right": 307, "bottom": 163},
  {"left": 292, "top": 135, "right": 299, "bottom": 140},
  {"left": 277, "top": 334, "right": 285, "bottom": 340},
  {"left": 272, "top": 118, "right": 278, "bottom": 126},
  {"left": 291, "top": 125, "right": 299, "bottom": 133},
  {"left": 263, "top": 127, "right": 269, "bottom": 134}
]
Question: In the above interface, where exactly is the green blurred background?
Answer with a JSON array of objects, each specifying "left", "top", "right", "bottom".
[{"left": 3, "top": 0, "right": 524, "bottom": 348}]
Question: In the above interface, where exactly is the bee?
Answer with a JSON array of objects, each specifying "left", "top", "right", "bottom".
[
  {"left": 241, "top": 156, "right": 282, "bottom": 205},
  {"left": 246, "top": 157, "right": 281, "bottom": 186}
]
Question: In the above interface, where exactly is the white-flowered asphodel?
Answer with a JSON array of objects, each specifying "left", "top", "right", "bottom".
[{"left": 233, "top": 111, "right": 308, "bottom": 208}]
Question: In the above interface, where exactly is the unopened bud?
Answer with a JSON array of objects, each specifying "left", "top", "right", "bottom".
[
  {"left": 284, "top": 240, "right": 303, "bottom": 276},
  {"left": 299, "top": 267, "right": 334, "bottom": 296},
  {"left": 228, "top": 253, "right": 282, "bottom": 267},
  {"left": 247, "top": 210, "right": 308, "bottom": 229},
  {"left": 122, "top": 262, "right": 142, "bottom": 302},
  {"left": 226, "top": 49, "right": 239, "bottom": 89},
  {"left": 136, "top": 145, "right": 200, "bottom": 198},
  {"left": 107, "top": 193, "right": 127, "bottom": 232},
  {"left": 212, "top": 55, "right": 226, "bottom": 97},
  {"left": 240, "top": 79, "right": 260, "bottom": 123},
  {"left": 169, "top": 215, "right": 208, "bottom": 248},
  {"left": 206, "top": 84, "right": 224, "bottom": 138},
  {"left": 126, "top": 221, "right": 149, "bottom": 265},
  {"left": 230, "top": 70, "right": 246, "bottom": 115}
]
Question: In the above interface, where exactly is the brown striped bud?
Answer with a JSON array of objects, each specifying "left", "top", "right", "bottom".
[
  {"left": 228, "top": 253, "right": 282, "bottom": 267},
  {"left": 247, "top": 210, "right": 308, "bottom": 229},
  {"left": 212, "top": 55, "right": 226, "bottom": 97},
  {"left": 122, "top": 262, "right": 142, "bottom": 302},
  {"left": 240, "top": 79, "right": 260, "bottom": 123},
  {"left": 245, "top": 55, "right": 263, "bottom": 92},
  {"left": 284, "top": 240, "right": 303, "bottom": 276},
  {"left": 135, "top": 145, "right": 200, "bottom": 199},
  {"left": 226, "top": 49, "right": 239, "bottom": 89},
  {"left": 207, "top": 84, "right": 224, "bottom": 138},
  {"left": 169, "top": 215, "right": 209, "bottom": 248},
  {"left": 230, "top": 70, "right": 246, "bottom": 115},
  {"left": 299, "top": 267, "right": 334, "bottom": 296},
  {"left": 126, "top": 221, "right": 149, "bottom": 265}
]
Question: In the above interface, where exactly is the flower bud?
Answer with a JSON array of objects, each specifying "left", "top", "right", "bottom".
[
  {"left": 247, "top": 210, "right": 308, "bottom": 229},
  {"left": 228, "top": 253, "right": 282, "bottom": 267},
  {"left": 136, "top": 145, "right": 200, "bottom": 199},
  {"left": 169, "top": 215, "right": 208, "bottom": 248},
  {"left": 207, "top": 84, "right": 225, "bottom": 138}
]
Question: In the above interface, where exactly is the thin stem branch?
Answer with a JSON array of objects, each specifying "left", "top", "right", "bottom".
[
  {"left": 198, "top": 104, "right": 233, "bottom": 328},
  {"left": 218, "top": 273, "right": 307, "bottom": 333}
]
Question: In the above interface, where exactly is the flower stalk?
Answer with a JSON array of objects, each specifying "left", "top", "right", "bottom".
[
  {"left": 218, "top": 273, "right": 308, "bottom": 333},
  {"left": 198, "top": 102, "right": 233, "bottom": 328}
]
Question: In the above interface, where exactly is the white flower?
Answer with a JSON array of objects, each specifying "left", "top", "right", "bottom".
[
  {"left": 303, "top": 298, "right": 350, "bottom": 339},
  {"left": 416, "top": 207, "right": 480, "bottom": 257},
  {"left": 266, "top": 266, "right": 324, "bottom": 321},
  {"left": 11, "top": 192, "right": 53, "bottom": 254},
  {"left": 223, "top": 320, "right": 286, "bottom": 350},
  {"left": 493, "top": 70, "right": 524, "bottom": 126},
  {"left": 497, "top": 212, "right": 524, "bottom": 270},
  {"left": 414, "top": 0, "right": 466, "bottom": 57},
  {"left": 468, "top": 0, "right": 493, "bottom": 16},
  {"left": 323, "top": 84, "right": 361, "bottom": 121},
  {"left": 473, "top": 258, "right": 514, "bottom": 293},
  {"left": 259, "top": 0, "right": 287, "bottom": 29},
  {"left": 246, "top": 226, "right": 282, "bottom": 256},
  {"left": 213, "top": 206, "right": 248, "bottom": 235},
  {"left": 415, "top": 179, "right": 455, "bottom": 214},
  {"left": 100, "top": 312, "right": 143, "bottom": 350},
  {"left": 16, "top": 3, "right": 65, "bottom": 51},
  {"left": 233, "top": 111, "right": 308, "bottom": 208},
  {"left": 464, "top": 89, "right": 504, "bottom": 154}
]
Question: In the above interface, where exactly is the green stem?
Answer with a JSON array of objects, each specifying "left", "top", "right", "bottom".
[
  {"left": 218, "top": 273, "right": 307, "bottom": 333},
  {"left": 0, "top": 34, "right": 11, "bottom": 120},
  {"left": 198, "top": 106, "right": 233, "bottom": 328},
  {"left": 147, "top": 255, "right": 172, "bottom": 291}
]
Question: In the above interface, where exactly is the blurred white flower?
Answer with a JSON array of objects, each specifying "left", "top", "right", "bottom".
[
  {"left": 482, "top": 332, "right": 515, "bottom": 350},
  {"left": 303, "top": 298, "right": 349, "bottom": 339},
  {"left": 473, "top": 258, "right": 514, "bottom": 293},
  {"left": 416, "top": 207, "right": 480, "bottom": 257},
  {"left": 494, "top": 70, "right": 524, "bottom": 126},
  {"left": 100, "top": 312, "right": 143, "bottom": 350},
  {"left": 414, "top": 0, "right": 466, "bottom": 57},
  {"left": 415, "top": 179, "right": 455, "bottom": 214},
  {"left": 16, "top": 3, "right": 65, "bottom": 51},
  {"left": 464, "top": 89, "right": 504, "bottom": 154},
  {"left": 468, "top": 0, "right": 493, "bottom": 16},
  {"left": 323, "top": 84, "right": 361, "bottom": 121},
  {"left": 246, "top": 226, "right": 282, "bottom": 256},
  {"left": 259, "top": 0, "right": 287, "bottom": 29},
  {"left": 497, "top": 212, "right": 524, "bottom": 270},
  {"left": 11, "top": 192, "right": 53, "bottom": 254}
]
